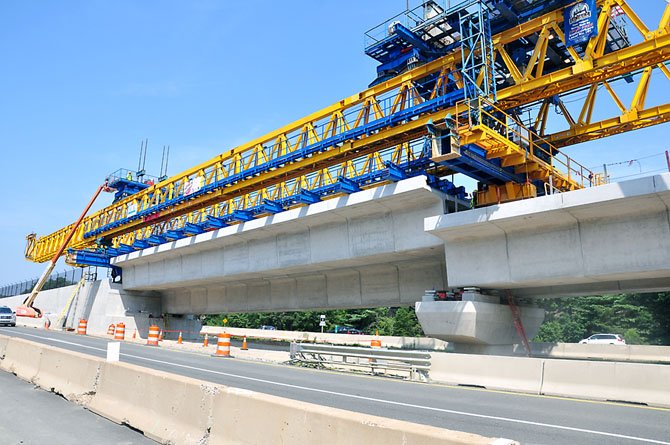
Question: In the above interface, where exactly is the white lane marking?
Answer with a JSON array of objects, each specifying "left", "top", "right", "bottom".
[{"left": 6, "top": 329, "right": 670, "bottom": 445}]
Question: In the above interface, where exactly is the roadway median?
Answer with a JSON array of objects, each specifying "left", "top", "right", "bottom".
[{"left": 429, "top": 351, "right": 670, "bottom": 407}]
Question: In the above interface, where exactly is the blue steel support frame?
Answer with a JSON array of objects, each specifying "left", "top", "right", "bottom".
[{"left": 459, "top": 2, "right": 496, "bottom": 101}]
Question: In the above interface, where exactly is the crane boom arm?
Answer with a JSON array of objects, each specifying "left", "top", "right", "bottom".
[{"left": 18, "top": 184, "right": 105, "bottom": 316}]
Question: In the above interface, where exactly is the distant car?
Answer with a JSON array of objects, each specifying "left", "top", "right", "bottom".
[
  {"left": 579, "top": 333, "right": 626, "bottom": 345},
  {"left": 260, "top": 325, "right": 276, "bottom": 330},
  {"left": 330, "top": 326, "right": 364, "bottom": 335},
  {"left": 0, "top": 306, "right": 16, "bottom": 327}
]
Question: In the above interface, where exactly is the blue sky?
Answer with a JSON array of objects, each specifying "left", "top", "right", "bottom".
[{"left": 0, "top": 0, "right": 667, "bottom": 285}]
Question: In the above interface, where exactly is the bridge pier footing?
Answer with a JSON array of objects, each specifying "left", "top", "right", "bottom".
[{"left": 415, "top": 289, "right": 545, "bottom": 345}]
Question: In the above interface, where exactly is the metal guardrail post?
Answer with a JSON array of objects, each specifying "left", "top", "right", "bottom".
[{"left": 290, "top": 342, "right": 431, "bottom": 382}]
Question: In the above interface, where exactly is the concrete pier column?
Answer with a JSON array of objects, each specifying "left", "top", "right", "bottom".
[{"left": 415, "top": 289, "right": 545, "bottom": 345}]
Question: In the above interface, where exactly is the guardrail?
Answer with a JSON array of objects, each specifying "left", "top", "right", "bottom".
[{"left": 290, "top": 343, "right": 431, "bottom": 381}]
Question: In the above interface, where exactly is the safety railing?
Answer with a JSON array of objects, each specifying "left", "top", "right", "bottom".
[
  {"left": 106, "top": 168, "right": 161, "bottom": 186},
  {"left": 456, "top": 97, "right": 600, "bottom": 188},
  {"left": 290, "top": 342, "right": 431, "bottom": 381}
]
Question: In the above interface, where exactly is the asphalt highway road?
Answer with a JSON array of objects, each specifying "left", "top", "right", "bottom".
[{"left": 2, "top": 326, "right": 669, "bottom": 445}]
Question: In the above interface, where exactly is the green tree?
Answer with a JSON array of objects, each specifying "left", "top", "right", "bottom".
[
  {"left": 533, "top": 292, "right": 670, "bottom": 345},
  {"left": 203, "top": 306, "right": 424, "bottom": 337}
]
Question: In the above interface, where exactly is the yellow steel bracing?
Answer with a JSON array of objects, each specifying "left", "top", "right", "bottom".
[
  {"left": 108, "top": 142, "right": 440, "bottom": 249},
  {"left": 457, "top": 98, "right": 592, "bottom": 191},
  {"left": 528, "top": 2, "right": 670, "bottom": 147},
  {"left": 535, "top": 63, "right": 670, "bottom": 147},
  {"left": 25, "top": 0, "right": 670, "bottom": 263}
]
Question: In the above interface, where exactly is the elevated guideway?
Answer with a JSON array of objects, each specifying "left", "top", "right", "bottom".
[
  {"left": 111, "top": 173, "right": 670, "bottom": 345},
  {"left": 425, "top": 173, "right": 670, "bottom": 296},
  {"left": 418, "top": 173, "right": 670, "bottom": 343},
  {"left": 112, "top": 176, "right": 453, "bottom": 313}
]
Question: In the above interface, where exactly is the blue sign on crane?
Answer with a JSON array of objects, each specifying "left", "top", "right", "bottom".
[{"left": 564, "top": 0, "right": 598, "bottom": 47}]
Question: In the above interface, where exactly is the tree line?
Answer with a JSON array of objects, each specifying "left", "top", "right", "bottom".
[{"left": 204, "top": 292, "right": 670, "bottom": 345}]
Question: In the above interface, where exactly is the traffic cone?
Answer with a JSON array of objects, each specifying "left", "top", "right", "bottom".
[
  {"left": 203, "top": 334, "right": 209, "bottom": 347},
  {"left": 178, "top": 331, "right": 183, "bottom": 344},
  {"left": 132, "top": 329, "right": 137, "bottom": 339},
  {"left": 159, "top": 330, "right": 163, "bottom": 342},
  {"left": 241, "top": 335, "right": 248, "bottom": 350}
]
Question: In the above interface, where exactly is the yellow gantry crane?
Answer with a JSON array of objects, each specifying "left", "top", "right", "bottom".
[{"left": 23, "top": 0, "right": 670, "bottom": 268}]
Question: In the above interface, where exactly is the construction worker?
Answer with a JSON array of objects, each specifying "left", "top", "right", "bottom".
[{"left": 126, "top": 171, "right": 133, "bottom": 181}]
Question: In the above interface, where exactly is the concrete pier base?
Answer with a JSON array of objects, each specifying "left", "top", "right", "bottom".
[
  {"left": 4, "top": 279, "right": 202, "bottom": 340},
  {"left": 415, "top": 298, "right": 545, "bottom": 345}
]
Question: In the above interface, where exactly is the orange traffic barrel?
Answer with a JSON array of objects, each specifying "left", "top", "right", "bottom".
[
  {"left": 107, "top": 324, "right": 115, "bottom": 336},
  {"left": 212, "top": 333, "right": 231, "bottom": 358},
  {"left": 77, "top": 319, "right": 88, "bottom": 335},
  {"left": 146, "top": 325, "right": 160, "bottom": 346},
  {"left": 114, "top": 323, "right": 125, "bottom": 341}
]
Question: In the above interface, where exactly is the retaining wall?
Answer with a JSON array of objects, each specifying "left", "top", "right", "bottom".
[
  {"left": 4, "top": 279, "right": 201, "bottom": 340},
  {"left": 0, "top": 335, "right": 514, "bottom": 445}
]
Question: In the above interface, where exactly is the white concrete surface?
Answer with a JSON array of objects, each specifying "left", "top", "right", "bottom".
[
  {"left": 4, "top": 279, "right": 201, "bottom": 340},
  {"left": 454, "top": 342, "right": 670, "bottom": 363},
  {"left": 429, "top": 351, "right": 670, "bottom": 407},
  {"left": 1, "top": 335, "right": 512, "bottom": 445},
  {"left": 201, "top": 326, "right": 450, "bottom": 350},
  {"left": 416, "top": 300, "right": 545, "bottom": 344},
  {"left": 113, "top": 176, "right": 449, "bottom": 313},
  {"left": 426, "top": 174, "right": 670, "bottom": 296}
]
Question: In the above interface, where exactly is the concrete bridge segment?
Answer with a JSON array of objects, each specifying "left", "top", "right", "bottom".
[
  {"left": 114, "top": 176, "right": 449, "bottom": 313},
  {"left": 8, "top": 175, "right": 668, "bottom": 345},
  {"left": 425, "top": 173, "right": 670, "bottom": 297}
]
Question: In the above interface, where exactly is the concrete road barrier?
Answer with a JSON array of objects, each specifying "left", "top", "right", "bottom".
[
  {"left": 430, "top": 352, "right": 544, "bottom": 394},
  {"left": 0, "top": 334, "right": 514, "bottom": 445},
  {"left": 0, "top": 337, "right": 43, "bottom": 381},
  {"left": 541, "top": 359, "right": 670, "bottom": 407},
  {"left": 0, "top": 336, "right": 8, "bottom": 358},
  {"left": 201, "top": 326, "right": 450, "bottom": 350},
  {"left": 429, "top": 351, "right": 670, "bottom": 407},
  {"left": 456, "top": 342, "right": 670, "bottom": 364},
  {"left": 33, "top": 346, "right": 101, "bottom": 404},
  {"left": 209, "top": 386, "right": 502, "bottom": 445},
  {"left": 87, "top": 361, "right": 216, "bottom": 444}
]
